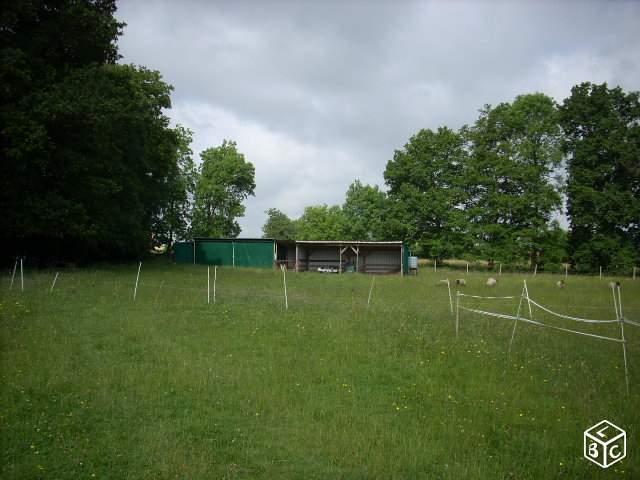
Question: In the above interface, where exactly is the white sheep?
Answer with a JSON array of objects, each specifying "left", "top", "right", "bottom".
[
  {"left": 456, "top": 279, "right": 466, "bottom": 286},
  {"left": 556, "top": 279, "right": 565, "bottom": 288},
  {"left": 486, "top": 277, "right": 497, "bottom": 287}
]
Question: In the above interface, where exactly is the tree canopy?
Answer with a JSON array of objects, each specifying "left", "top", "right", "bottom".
[
  {"left": 1, "top": 0, "right": 186, "bottom": 261},
  {"left": 384, "top": 127, "right": 469, "bottom": 259},
  {"left": 151, "top": 126, "right": 197, "bottom": 249},
  {"left": 262, "top": 208, "right": 297, "bottom": 240},
  {"left": 191, "top": 140, "right": 255, "bottom": 238},
  {"left": 465, "top": 93, "right": 563, "bottom": 265},
  {"left": 295, "top": 205, "right": 346, "bottom": 241},
  {"left": 560, "top": 82, "right": 640, "bottom": 272},
  {"left": 341, "top": 180, "right": 388, "bottom": 241}
]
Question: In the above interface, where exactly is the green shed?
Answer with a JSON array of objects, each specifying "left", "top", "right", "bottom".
[
  {"left": 174, "top": 241, "right": 194, "bottom": 263},
  {"left": 234, "top": 240, "right": 275, "bottom": 268},
  {"left": 182, "top": 238, "right": 275, "bottom": 268}
]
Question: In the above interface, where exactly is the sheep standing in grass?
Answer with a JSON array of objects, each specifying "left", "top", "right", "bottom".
[
  {"left": 556, "top": 279, "right": 565, "bottom": 288},
  {"left": 608, "top": 281, "right": 621, "bottom": 289},
  {"left": 456, "top": 279, "right": 466, "bottom": 286},
  {"left": 486, "top": 277, "right": 497, "bottom": 287}
]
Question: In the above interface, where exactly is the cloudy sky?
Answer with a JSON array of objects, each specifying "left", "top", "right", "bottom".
[{"left": 116, "top": 1, "right": 640, "bottom": 236}]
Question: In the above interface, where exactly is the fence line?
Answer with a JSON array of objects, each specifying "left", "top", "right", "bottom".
[
  {"left": 458, "top": 293, "right": 516, "bottom": 300},
  {"left": 456, "top": 279, "right": 633, "bottom": 393},
  {"left": 431, "top": 261, "right": 639, "bottom": 278},
  {"left": 4, "top": 268, "right": 640, "bottom": 322},
  {"left": 459, "top": 305, "right": 624, "bottom": 343},
  {"left": 527, "top": 298, "right": 619, "bottom": 324}
]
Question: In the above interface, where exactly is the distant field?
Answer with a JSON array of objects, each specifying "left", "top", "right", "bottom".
[{"left": 1, "top": 262, "right": 639, "bottom": 478}]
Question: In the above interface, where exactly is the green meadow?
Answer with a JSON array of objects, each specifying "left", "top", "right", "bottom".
[{"left": 1, "top": 262, "right": 639, "bottom": 479}]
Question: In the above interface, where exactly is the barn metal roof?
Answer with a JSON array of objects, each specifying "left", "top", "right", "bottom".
[
  {"left": 190, "top": 238, "right": 403, "bottom": 247},
  {"left": 193, "top": 237, "right": 274, "bottom": 242},
  {"left": 294, "top": 240, "right": 403, "bottom": 247}
]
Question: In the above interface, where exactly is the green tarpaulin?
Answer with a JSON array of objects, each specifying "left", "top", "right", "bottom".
[{"left": 175, "top": 238, "right": 274, "bottom": 268}]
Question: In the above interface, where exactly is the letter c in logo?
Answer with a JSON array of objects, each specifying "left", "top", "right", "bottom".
[{"left": 609, "top": 445, "right": 621, "bottom": 459}]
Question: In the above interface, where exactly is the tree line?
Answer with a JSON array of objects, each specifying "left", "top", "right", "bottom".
[
  {"left": 263, "top": 88, "right": 640, "bottom": 273},
  {"left": 3, "top": 2, "right": 637, "bottom": 273}
]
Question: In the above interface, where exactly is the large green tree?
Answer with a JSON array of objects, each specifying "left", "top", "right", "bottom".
[
  {"left": 1, "top": 62, "right": 180, "bottom": 259},
  {"left": 295, "top": 205, "right": 346, "bottom": 240},
  {"left": 560, "top": 82, "right": 640, "bottom": 272},
  {"left": 384, "top": 127, "right": 470, "bottom": 258},
  {"left": 262, "top": 208, "right": 296, "bottom": 239},
  {"left": 152, "top": 125, "right": 197, "bottom": 249},
  {"left": 1, "top": 1, "right": 188, "bottom": 261},
  {"left": 341, "top": 180, "right": 388, "bottom": 241},
  {"left": 191, "top": 140, "right": 255, "bottom": 238},
  {"left": 465, "top": 93, "right": 563, "bottom": 265}
]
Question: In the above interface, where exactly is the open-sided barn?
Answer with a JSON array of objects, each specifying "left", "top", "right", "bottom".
[
  {"left": 174, "top": 238, "right": 409, "bottom": 274},
  {"left": 286, "top": 240, "right": 408, "bottom": 274}
]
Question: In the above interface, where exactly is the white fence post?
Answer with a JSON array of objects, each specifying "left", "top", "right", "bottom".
[
  {"left": 367, "top": 276, "right": 375, "bottom": 308},
  {"left": 611, "top": 283, "right": 619, "bottom": 321},
  {"left": 523, "top": 279, "right": 533, "bottom": 319},
  {"left": 50, "top": 272, "right": 59, "bottom": 293},
  {"left": 455, "top": 292, "right": 460, "bottom": 338},
  {"left": 281, "top": 264, "right": 288, "bottom": 310},
  {"left": 509, "top": 282, "right": 527, "bottom": 356},
  {"left": 9, "top": 258, "right": 17, "bottom": 291},
  {"left": 617, "top": 285, "right": 630, "bottom": 394},
  {"left": 133, "top": 261, "right": 142, "bottom": 301}
]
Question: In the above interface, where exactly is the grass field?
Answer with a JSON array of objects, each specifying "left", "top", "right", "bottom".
[{"left": 1, "top": 262, "right": 639, "bottom": 479}]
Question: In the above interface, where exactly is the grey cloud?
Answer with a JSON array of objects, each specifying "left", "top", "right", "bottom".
[{"left": 116, "top": 0, "right": 640, "bottom": 235}]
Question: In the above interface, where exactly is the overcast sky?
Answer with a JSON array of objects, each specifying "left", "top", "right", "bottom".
[{"left": 116, "top": 1, "right": 640, "bottom": 237}]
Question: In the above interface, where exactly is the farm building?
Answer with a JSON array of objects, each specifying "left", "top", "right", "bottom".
[
  {"left": 286, "top": 240, "right": 408, "bottom": 274},
  {"left": 174, "top": 238, "right": 274, "bottom": 268},
  {"left": 174, "top": 238, "right": 409, "bottom": 274}
]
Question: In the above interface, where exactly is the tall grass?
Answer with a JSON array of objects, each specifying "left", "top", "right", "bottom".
[{"left": 1, "top": 263, "right": 639, "bottom": 478}]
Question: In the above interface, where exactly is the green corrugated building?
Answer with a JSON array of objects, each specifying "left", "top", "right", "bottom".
[
  {"left": 174, "top": 238, "right": 410, "bottom": 274},
  {"left": 174, "top": 238, "right": 274, "bottom": 268}
]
